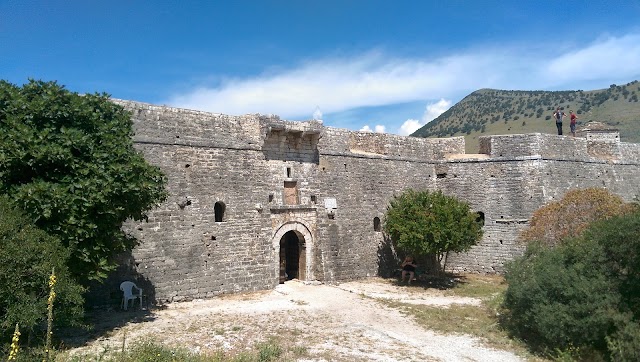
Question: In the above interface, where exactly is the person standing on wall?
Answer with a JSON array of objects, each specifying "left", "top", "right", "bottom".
[
  {"left": 554, "top": 107, "right": 566, "bottom": 135},
  {"left": 569, "top": 110, "right": 578, "bottom": 137}
]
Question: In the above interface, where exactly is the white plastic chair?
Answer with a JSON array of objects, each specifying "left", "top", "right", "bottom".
[{"left": 120, "top": 281, "right": 143, "bottom": 310}]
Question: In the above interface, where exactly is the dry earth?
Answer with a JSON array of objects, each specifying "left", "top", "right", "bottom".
[{"left": 69, "top": 278, "right": 523, "bottom": 362}]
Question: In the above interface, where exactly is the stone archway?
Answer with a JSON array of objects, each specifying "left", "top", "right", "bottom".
[{"left": 272, "top": 222, "right": 314, "bottom": 284}]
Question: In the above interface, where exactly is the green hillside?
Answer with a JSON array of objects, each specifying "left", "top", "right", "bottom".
[{"left": 411, "top": 80, "right": 640, "bottom": 153}]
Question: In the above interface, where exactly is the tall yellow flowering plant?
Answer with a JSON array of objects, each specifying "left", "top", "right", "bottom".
[
  {"left": 43, "top": 268, "right": 56, "bottom": 362},
  {"left": 7, "top": 323, "right": 20, "bottom": 361}
]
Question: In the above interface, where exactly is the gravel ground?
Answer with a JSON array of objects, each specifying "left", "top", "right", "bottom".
[{"left": 68, "top": 278, "right": 523, "bottom": 362}]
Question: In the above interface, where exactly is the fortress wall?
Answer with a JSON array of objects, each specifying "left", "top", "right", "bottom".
[
  {"left": 319, "top": 127, "right": 465, "bottom": 159},
  {"left": 98, "top": 101, "right": 640, "bottom": 303},
  {"left": 479, "top": 133, "right": 640, "bottom": 163},
  {"left": 618, "top": 142, "right": 640, "bottom": 163},
  {"left": 479, "top": 133, "right": 593, "bottom": 160},
  {"left": 312, "top": 154, "right": 436, "bottom": 281},
  {"left": 115, "top": 100, "right": 265, "bottom": 149},
  {"left": 436, "top": 159, "right": 545, "bottom": 272},
  {"left": 121, "top": 144, "right": 278, "bottom": 302},
  {"left": 540, "top": 159, "right": 640, "bottom": 203},
  {"left": 478, "top": 134, "right": 543, "bottom": 157}
]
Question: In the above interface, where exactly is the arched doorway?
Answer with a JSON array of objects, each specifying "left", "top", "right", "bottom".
[
  {"left": 272, "top": 221, "right": 314, "bottom": 285},
  {"left": 279, "top": 230, "right": 306, "bottom": 283}
]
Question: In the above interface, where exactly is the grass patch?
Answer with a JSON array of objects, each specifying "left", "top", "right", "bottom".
[
  {"left": 55, "top": 335, "right": 311, "bottom": 362},
  {"left": 383, "top": 274, "right": 548, "bottom": 361},
  {"left": 442, "top": 274, "right": 507, "bottom": 299}
]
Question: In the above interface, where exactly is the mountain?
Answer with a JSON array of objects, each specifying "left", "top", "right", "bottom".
[{"left": 411, "top": 80, "right": 640, "bottom": 153}]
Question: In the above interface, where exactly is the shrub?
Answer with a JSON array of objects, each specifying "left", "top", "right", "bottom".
[
  {"left": 520, "top": 188, "right": 637, "bottom": 247},
  {"left": 502, "top": 211, "right": 640, "bottom": 360},
  {"left": 501, "top": 239, "right": 617, "bottom": 355},
  {"left": 606, "top": 321, "right": 640, "bottom": 362},
  {"left": 0, "top": 196, "right": 84, "bottom": 339}
]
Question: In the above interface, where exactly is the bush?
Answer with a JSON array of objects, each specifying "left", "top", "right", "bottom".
[
  {"left": 606, "top": 321, "right": 640, "bottom": 362},
  {"left": 520, "top": 188, "right": 637, "bottom": 247},
  {"left": 0, "top": 196, "right": 84, "bottom": 339},
  {"left": 502, "top": 240, "right": 617, "bottom": 355},
  {"left": 502, "top": 211, "right": 640, "bottom": 360}
]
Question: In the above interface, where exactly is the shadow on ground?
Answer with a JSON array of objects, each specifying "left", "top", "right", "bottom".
[{"left": 388, "top": 273, "right": 467, "bottom": 290}]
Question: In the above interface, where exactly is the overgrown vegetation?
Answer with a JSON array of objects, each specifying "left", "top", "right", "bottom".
[
  {"left": 0, "top": 195, "right": 84, "bottom": 340},
  {"left": 0, "top": 79, "right": 168, "bottom": 285},
  {"left": 501, "top": 203, "right": 640, "bottom": 360},
  {"left": 520, "top": 188, "right": 638, "bottom": 247},
  {"left": 384, "top": 189, "right": 482, "bottom": 273},
  {"left": 53, "top": 338, "right": 306, "bottom": 362}
]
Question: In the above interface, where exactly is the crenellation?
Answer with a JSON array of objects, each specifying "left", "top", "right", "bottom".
[{"left": 88, "top": 100, "right": 640, "bottom": 306}]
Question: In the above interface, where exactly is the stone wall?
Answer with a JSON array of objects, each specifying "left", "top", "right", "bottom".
[{"left": 103, "top": 100, "right": 640, "bottom": 304}]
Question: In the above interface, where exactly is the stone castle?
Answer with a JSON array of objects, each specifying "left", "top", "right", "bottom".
[{"left": 103, "top": 100, "right": 640, "bottom": 304}]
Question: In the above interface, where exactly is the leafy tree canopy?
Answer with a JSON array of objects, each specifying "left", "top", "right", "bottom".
[
  {"left": 383, "top": 189, "right": 482, "bottom": 272},
  {"left": 0, "top": 79, "right": 167, "bottom": 284},
  {"left": 520, "top": 187, "right": 638, "bottom": 247},
  {"left": 0, "top": 195, "right": 84, "bottom": 337}
]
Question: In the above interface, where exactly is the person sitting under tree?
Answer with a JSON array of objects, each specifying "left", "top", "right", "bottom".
[{"left": 401, "top": 256, "right": 417, "bottom": 284}]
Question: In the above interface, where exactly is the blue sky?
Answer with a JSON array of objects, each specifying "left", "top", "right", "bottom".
[{"left": 2, "top": 1, "right": 640, "bottom": 135}]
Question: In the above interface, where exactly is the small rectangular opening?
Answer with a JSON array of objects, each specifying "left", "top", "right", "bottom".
[{"left": 286, "top": 167, "right": 292, "bottom": 178}]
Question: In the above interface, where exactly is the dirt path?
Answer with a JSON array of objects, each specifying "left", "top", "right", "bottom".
[{"left": 71, "top": 278, "right": 523, "bottom": 361}]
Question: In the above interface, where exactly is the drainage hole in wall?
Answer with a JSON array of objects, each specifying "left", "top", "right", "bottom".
[
  {"left": 185, "top": 164, "right": 191, "bottom": 168},
  {"left": 499, "top": 240, "right": 503, "bottom": 244},
  {"left": 211, "top": 236, "right": 216, "bottom": 240}
]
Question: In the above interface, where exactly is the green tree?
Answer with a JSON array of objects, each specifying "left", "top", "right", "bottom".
[
  {"left": 0, "top": 196, "right": 84, "bottom": 338},
  {"left": 0, "top": 80, "right": 167, "bottom": 284},
  {"left": 520, "top": 188, "right": 638, "bottom": 247},
  {"left": 383, "top": 189, "right": 482, "bottom": 273}
]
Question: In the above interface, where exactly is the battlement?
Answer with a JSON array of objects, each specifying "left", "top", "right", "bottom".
[
  {"left": 114, "top": 100, "right": 640, "bottom": 165},
  {"left": 478, "top": 132, "right": 640, "bottom": 164}
]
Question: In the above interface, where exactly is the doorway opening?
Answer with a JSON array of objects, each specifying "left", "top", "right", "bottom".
[{"left": 279, "top": 230, "right": 306, "bottom": 283}]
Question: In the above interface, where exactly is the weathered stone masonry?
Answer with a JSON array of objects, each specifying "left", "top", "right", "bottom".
[{"left": 108, "top": 100, "right": 640, "bottom": 304}]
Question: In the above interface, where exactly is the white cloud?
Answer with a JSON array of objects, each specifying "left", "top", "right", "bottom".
[
  {"left": 398, "top": 99, "right": 452, "bottom": 136},
  {"left": 422, "top": 98, "right": 452, "bottom": 123},
  {"left": 399, "top": 119, "right": 422, "bottom": 136},
  {"left": 545, "top": 33, "right": 640, "bottom": 85},
  {"left": 360, "top": 124, "right": 386, "bottom": 133},
  {"left": 164, "top": 32, "right": 640, "bottom": 133}
]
